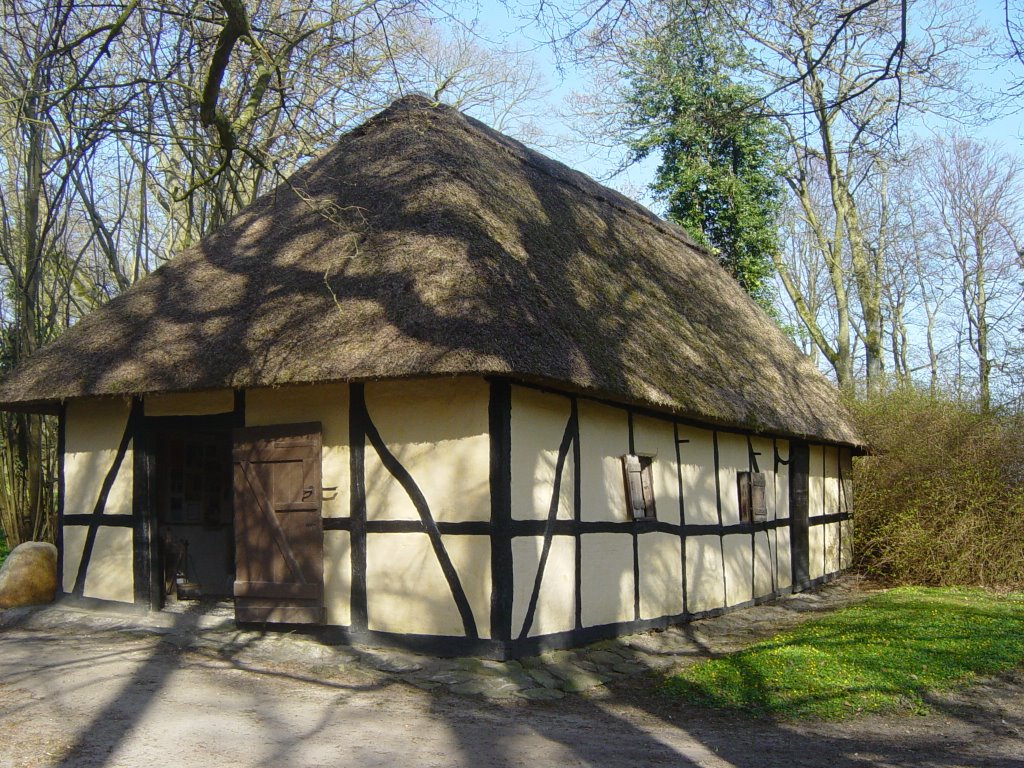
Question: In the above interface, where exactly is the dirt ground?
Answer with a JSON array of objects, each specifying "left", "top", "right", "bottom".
[{"left": 1, "top": 581, "right": 1023, "bottom": 767}]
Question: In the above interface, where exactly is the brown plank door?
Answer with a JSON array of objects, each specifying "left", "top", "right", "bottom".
[{"left": 233, "top": 423, "right": 325, "bottom": 624}]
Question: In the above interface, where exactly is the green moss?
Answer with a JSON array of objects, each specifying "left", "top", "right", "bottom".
[{"left": 662, "top": 587, "right": 1024, "bottom": 719}]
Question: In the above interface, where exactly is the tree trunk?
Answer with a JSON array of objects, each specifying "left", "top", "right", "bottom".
[
  {"left": 13, "top": 97, "right": 46, "bottom": 546},
  {"left": 973, "top": 232, "right": 990, "bottom": 412}
]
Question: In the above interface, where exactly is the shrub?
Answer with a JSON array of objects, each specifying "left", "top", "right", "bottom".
[{"left": 851, "top": 389, "right": 1024, "bottom": 588}]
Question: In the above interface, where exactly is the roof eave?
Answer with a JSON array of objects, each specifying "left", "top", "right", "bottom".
[{"left": 0, "top": 399, "right": 62, "bottom": 415}]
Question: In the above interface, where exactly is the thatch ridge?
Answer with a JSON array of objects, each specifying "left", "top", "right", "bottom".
[
  {"left": 440, "top": 101, "right": 704, "bottom": 251},
  {"left": 0, "top": 95, "right": 860, "bottom": 445}
]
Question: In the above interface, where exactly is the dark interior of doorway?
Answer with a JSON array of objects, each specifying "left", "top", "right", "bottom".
[{"left": 153, "top": 423, "right": 234, "bottom": 604}]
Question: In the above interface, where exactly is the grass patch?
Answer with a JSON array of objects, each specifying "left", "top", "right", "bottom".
[
  {"left": 662, "top": 587, "right": 1024, "bottom": 719},
  {"left": 0, "top": 531, "right": 7, "bottom": 567}
]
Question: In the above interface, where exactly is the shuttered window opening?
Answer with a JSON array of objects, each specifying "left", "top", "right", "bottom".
[
  {"left": 622, "top": 454, "right": 657, "bottom": 520},
  {"left": 737, "top": 471, "right": 768, "bottom": 524}
]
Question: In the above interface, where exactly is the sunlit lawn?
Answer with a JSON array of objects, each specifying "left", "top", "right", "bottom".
[{"left": 663, "top": 587, "right": 1024, "bottom": 719}]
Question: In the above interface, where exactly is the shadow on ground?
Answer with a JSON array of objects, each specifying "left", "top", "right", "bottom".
[{"left": 2, "top": 578, "right": 1022, "bottom": 767}]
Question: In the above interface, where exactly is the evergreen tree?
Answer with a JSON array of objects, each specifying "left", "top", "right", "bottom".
[{"left": 625, "top": 6, "right": 784, "bottom": 310}]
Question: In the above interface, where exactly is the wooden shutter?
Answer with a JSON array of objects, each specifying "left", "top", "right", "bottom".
[
  {"left": 737, "top": 471, "right": 752, "bottom": 523},
  {"left": 751, "top": 472, "right": 767, "bottom": 522},
  {"left": 738, "top": 471, "right": 768, "bottom": 524},
  {"left": 233, "top": 423, "right": 324, "bottom": 624},
  {"left": 622, "top": 454, "right": 646, "bottom": 519},
  {"left": 622, "top": 454, "right": 656, "bottom": 519}
]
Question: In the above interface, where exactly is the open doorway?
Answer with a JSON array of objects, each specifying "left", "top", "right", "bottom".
[{"left": 153, "top": 425, "right": 234, "bottom": 605}]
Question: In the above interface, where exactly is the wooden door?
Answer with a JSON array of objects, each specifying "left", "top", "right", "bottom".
[
  {"left": 789, "top": 441, "right": 810, "bottom": 591},
  {"left": 233, "top": 423, "right": 324, "bottom": 624}
]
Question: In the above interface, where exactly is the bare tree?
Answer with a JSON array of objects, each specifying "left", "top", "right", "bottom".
[
  {"left": 742, "top": 0, "right": 982, "bottom": 392},
  {"left": 97, "top": 1, "right": 552, "bottom": 269},
  {"left": 554, "top": 0, "right": 987, "bottom": 393},
  {"left": 926, "top": 136, "right": 1024, "bottom": 411},
  {"left": 898, "top": 165, "right": 949, "bottom": 394},
  {"left": 0, "top": 0, "right": 138, "bottom": 545},
  {"left": 388, "top": 24, "right": 550, "bottom": 139},
  {"left": 0, "top": 0, "right": 553, "bottom": 547}
]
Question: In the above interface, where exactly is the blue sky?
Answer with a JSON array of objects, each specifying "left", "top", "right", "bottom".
[
  {"left": 457, "top": 0, "right": 1024, "bottom": 208},
  {"left": 449, "top": 1, "right": 1023, "bottom": 396},
  {"left": 452, "top": 0, "right": 662, "bottom": 199}
]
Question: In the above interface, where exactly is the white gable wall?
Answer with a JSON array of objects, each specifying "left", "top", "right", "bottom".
[{"left": 62, "top": 397, "right": 134, "bottom": 602}]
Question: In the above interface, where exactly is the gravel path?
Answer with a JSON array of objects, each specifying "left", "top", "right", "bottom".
[{"left": 1, "top": 577, "right": 1022, "bottom": 767}]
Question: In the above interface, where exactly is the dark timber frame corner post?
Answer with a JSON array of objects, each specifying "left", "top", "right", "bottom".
[
  {"left": 789, "top": 440, "right": 811, "bottom": 591},
  {"left": 130, "top": 397, "right": 158, "bottom": 609},
  {"left": 489, "top": 378, "right": 513, "bottom": 653},
  {"left": 55, "top": 403, "right": 67, "bottom": 599},
  {"left": 349, "top": 383, "right": 369, "bottom": 633},
  {"left": 233, "top": 389, "right": 246, "bottom": 428}
]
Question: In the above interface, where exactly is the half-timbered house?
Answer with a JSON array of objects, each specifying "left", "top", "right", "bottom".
[{"left": 0, "top": 96, "right": 860, "bottom": 657}]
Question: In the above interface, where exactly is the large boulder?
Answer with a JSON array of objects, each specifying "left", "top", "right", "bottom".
[{"left": 0, "top": 541, "right": 58, "bottom": 608}]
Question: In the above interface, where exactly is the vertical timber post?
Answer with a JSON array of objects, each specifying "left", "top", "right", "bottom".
[
  {"left": 489, "top": 378, "right": 513, "bottom": 653},
  {"left": 789, "top": 441, "right": 810, "bottom": 591},
  {"left": 349, "top": 383, "right": 368, "bottom": 632},
  {"left": 130, "top": 397, "right": 155, "bottom": 609},
  {"left": 55, "top": 404, "right": 66, "bottom": 598}
]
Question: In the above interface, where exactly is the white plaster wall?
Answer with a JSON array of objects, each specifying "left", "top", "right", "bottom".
[
  {"left": 510, "top": 387, "right": 573, "bottom": 522},
  {"left": 722, "top": 534, "right": 753, "bottom": 606},
  {"left": 365, "top": 532, "right": 490, "bottom": 637},
  {"left": 824, "top": 522, "right": 841, "bottom": 574},
  {"left": 580, "top": 533, "right": 634, "bottom": 626},
  {"left": 824, "top": 446, "right": 840, "bottom": 516},
  {"left": 638, "top": 532, "right": 683, "bottom": 619},
  {"left": 62, "top": 399, "right": 135, "bottom": 604},
  {"left": 632, "top": 416, "right": 681, "bottom": 525},
  {"left": 775, "top": 526, "right": 792, "bottom": 590},
  {"left": 685, "top": 535, "right": 725, "bottom": 613},
  {"left": 246, "top": 383, "right": 349, "bottom": 518},
  {"left": 61, "top": 525, "right": 88, "bottom": 594},
  {"left": 753, "top": 531, "right": 774, "bottom": 598},
  {"left": 65, "top": 398, "right": 133, "bottom": 517},
  {"left": 512, "top": 535, "right": 575, "bottom": 637},
  {"left": 809, "top": 444, "right": 825, "bottom": 518},
  {"left": 144, "top": 389, "right": 234, "bottom": 416},
  {"left": 83, "top": 527, "right": 134, "bottom": 603},
  {"left": 578, "top": 401, "right": 629, "bottom": 523},
  {"left": 679, "top": 427, "right": 718, "bottom": 525},
  {"left": 364, "top": 379, "right": 489, "bottom": 523},
  {"left": 840, "top": 448, "right": 854, "bottom": 517},
  {"left": 775, "top": 440, "right": 790, "bottom": 519},
  {"left": 444, "top": 533, "right": 493, "bottom": 638},
  {"left": 323, "top": 530, "right": 351, "bottom": 626},
  {"left": 809, "top": 524, "right": 825, "bottom": 580},
  {"left": 751, "top": 436, "right": 775, "bottom": 520},
  {"left": 839, "top": 447, "right": 854, "bottom": 571},
  {"left": 717, "top": 433, "right": 748, "bottom": 526},
  {"left": 840, "top": 518, "right": 854, "bottom": 569}
]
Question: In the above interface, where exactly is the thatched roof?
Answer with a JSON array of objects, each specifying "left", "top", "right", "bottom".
[{"left": 0, "top": 96, "right": 859, "bottom": 445}]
